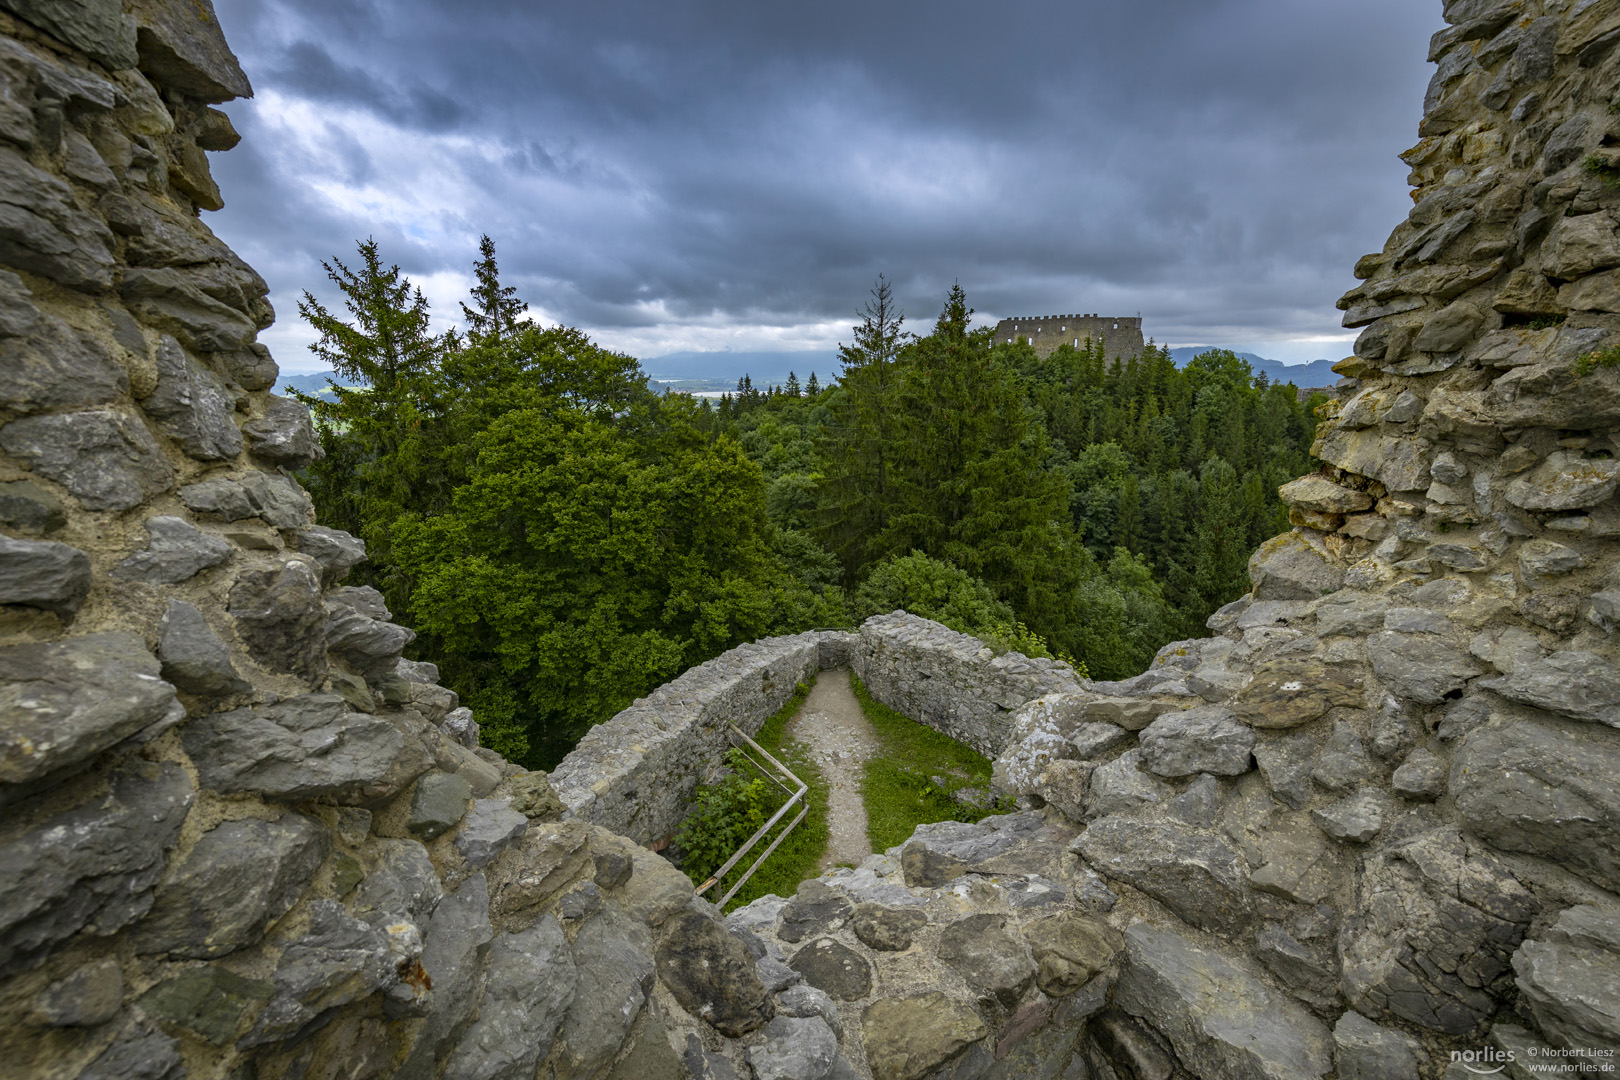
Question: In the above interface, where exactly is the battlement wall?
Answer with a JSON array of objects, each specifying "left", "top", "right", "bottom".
[{"left": 991, "top": 312, "right": 1146, "bottom": 359}]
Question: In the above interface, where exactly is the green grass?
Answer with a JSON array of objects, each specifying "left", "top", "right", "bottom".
[
  {"left": 851, "top": 673, "right": 1009, "bottom": 852},
  {"left": 675, "top": 677, "right": 831, "bottom": 912},
  {"left": 1576, "top": 344, "right": 1620, "bottom": 377}
]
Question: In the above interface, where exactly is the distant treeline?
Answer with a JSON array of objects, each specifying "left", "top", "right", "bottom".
[{"left": 296, "top": 243, "right": 1323, "bottom": 768}]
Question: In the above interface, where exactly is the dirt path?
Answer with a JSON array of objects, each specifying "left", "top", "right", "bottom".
[{"left": 785, "top": 668, "right": 878, "bottom": 872}]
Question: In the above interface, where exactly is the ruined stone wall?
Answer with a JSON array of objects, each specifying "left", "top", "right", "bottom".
[
  {"left": 548, "top": 630, "right": 856, "bottom": 846},
  {"left": 9, "top": 1, "right": 1620, "bottom": 1079},
  {"left": 0, "top": 6, "right": 805, "bottom": 1080},
  {"left": 851, "top": 612, "right": 1083, "bottom": 758},
  {"left": 979, "top": 0, "right": 1620, "bottom": 1071},
  {"left": 988, "top": 313, "right": 1145, "bottom": 360}
]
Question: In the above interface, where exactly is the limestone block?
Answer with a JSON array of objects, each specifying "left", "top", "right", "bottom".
[
  {"left": 1333, "top": 1011, "right": 1425, "bottom": 1080},
  {"left": 0, "top": 408, "right": 174, "bottom": 511},
  {"left": 132, "top": 813, "right": 327, "bottom": 958},
  {"left": 1312, "top": 788, "right": 1389, "bottom": 843},
  {"left": 156, "top": 598, "right": 249, "bottom": 695},
  {"left": 1507, "top": 452, "right": 1620, "bottom": 512},
  {"left": 0, "top": 479, "right": 64, "bottom": 534},
  {"left": 31, "top": 958, "right": 124, "bottom": 1027},
  {"left": 408, "top": 771, "right": 472, "bottom": 840},
  {"left": 1479, "top": 650, "right": 1620, "bottom": 726},
  {"left": 1543, "top": 211, "right": 1620, "bottom": 279},
  {"left": 788, "top": 936, "right": 872, "bottom": 1001},
  {"left": 135, "top": 964, "right": 272, "bottom": 1046},
  {"left": 1392, "top": 748, "right": 1447, "bottom": 800},
  {"left": 1368, "top": 630, "right": 1485, "bottom": 705},
  {"left": 1115, "top": 923, "right": 1334, "bottom": 1080},
  {"left": 850, "top": 903, "right": 927, "bottom": 952},
  {"left": 350, "top": 838, "right": 441, "bottom": 927},
  {"left": 1412, "top": 300, "right": 1485, "bottom": 353},
  {"left": 128, "top": 0, "right": 252, "bottom": 102},
  {"left": 861, "top": 992, "right": 986, "bottom": 1080},
  {"left": 397, "top": 874, "right": 493, "bottom": 1076},
  {"left": 557, "top": 909, "right": 655, "bottom": 1079},
  {"left": 0, "top": 146, "right": 116, "bottom": 289},
  {"left": 229, "top": 557, "right": 327, "bottom": 679},
  {"left": 0, "top": 532, "right": 89, "bottom": 615},
  {"left": 181, "top": 693, "right": 407, "bottom": 801},
  {"left": 241, "top": 900, "right": 411, "bottom": 1047},
  {"left": 0, "top": 632, "right": 180, "bottom": 785},
  {"left": 121, "top": 266, "right": 257, "bottom": 352},
  {"left": 1231, "top": 658, "right": 1365, "bottom": 728},
  {"left": 0, "top": 308, "right": 129, "bottom": 416},
  {"left": 1315, "top": 427, "right": 1432, "bottom": 493},
  {"left": 1075, "top": 817, "right": 1253, "bottom": 934},
  {"left": 453, "top": 797, "right": 527, "bottom": 868},
  {"left": 1339, "top": 827, "right": 1537, "bottom": 1036},
  {"left": 112, "top": 515, "right": 231, "bottom": 583},
  {"left": 144, "top": 335, "right": 241, "bottom": 460},
  {"left": 1512, "top": 903, "right": 1620, "bottom": 1051},
  {"left": 655, "top": 910, "right": 771, "bottom": 1036},
  {"left": 1248, "top": 532, "right": 1346, "bottom": 601},
  {"left": 243, "top": 395, "right": 320, "bottom": 468},
  {"left": 1278, "top": 474, "right": 1374, "bottom": 514},
  {"left": 296, "top": 524, "right": 366, "bottom": 585},
  {"left": 1022, "top": 911, "right": 1121, "bottom": 997},
  {"left": 1558, "top": 268, "right": 1620, "bottom": 312},
  {"left": 0, "top": 760, "right": 191, "bottom": 975},
  {"left": 746, "top": 1016, "right": 837, "bottom": 1080},
  {"left": 1085, "top": 748, "right": 1171, "bottom": 817},
  {"left": 1138, "top": 704, "right": 1254, "bottom": 777},
  {"left": 0, "top": 0, "right": 137, "bottom": 67},
  {"left": 778, "top": 880, "right": 852, "bottom": 943}
]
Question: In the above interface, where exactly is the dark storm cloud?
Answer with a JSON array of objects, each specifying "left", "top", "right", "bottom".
[{"left": 207, "top": 0, "right": 1440, "bottom": 367}]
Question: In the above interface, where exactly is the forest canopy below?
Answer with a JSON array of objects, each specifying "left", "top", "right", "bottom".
[{"left": 294, "top": 238, "right": 1325, "bottom": 769}]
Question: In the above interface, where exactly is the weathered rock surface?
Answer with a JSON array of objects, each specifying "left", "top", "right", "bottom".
[
  {"left": 0, "top": 761, "right": 191, "bottom": 974},
  {"left": 0, "top": 632, "right": 180, "bottom": 785},
  {"left": 133, "top": 814, "right": 328, "bottom": 958},
  {"left": 110, "top": 514, "right": 231, "bottom": 583},
  {"left": 861, "top": 993, "right": 987, "bottom": 1080},
  {"left": 181, "top": 694, "right": 407, "bottom": 801},
  {"left": 1513, "top": 903, "right": 1620, "bottom": 1052},
  {"left": 656, "top": 910, "right": 772, "bottom": 1037},
  {"left": 1115, "top": 923, "right": 1334, "bottom": 1080}
]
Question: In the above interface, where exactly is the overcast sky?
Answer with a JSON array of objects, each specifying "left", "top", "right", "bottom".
[{"left": 207, "top": 0, "right": 1439, "bottom": 374}]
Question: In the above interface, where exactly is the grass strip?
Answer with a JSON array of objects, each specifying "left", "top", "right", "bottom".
[{"left": 850, "top": 673, "right": 1005, "bottom": 852}]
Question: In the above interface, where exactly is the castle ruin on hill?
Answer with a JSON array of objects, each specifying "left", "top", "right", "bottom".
[
  {"left": 990, "top": 313, "right": 1146, "bottom": 360},
  {"left": 4, "top": 0, "right": 1620, "bottom": 1078}
]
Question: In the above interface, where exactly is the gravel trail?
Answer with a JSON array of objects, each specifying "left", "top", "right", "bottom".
[{"left": 785, "top": 669, "right": 879, "bottom": 871}]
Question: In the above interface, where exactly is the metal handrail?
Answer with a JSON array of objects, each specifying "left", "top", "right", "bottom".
[{"left": 695, "top": 723, "right": 809, "bottom": 907}]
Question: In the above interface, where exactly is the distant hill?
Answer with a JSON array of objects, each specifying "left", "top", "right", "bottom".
[
  {"left": 278, "top": 348, "right": 1340, "bottom": 400},
  {"left": 642, "top": 350, "right": 834, "bottom": 387},
  {"left": 1166, "top": 348, "right": 1338, "bottom": 388},
  {"left": 274, "top": 371, "right": 363, "bottom": 403}
]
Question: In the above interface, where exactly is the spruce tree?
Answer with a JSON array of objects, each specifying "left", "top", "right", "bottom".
[
  {"left": 460, "top": 234, "right": 528, "bottom": 342},
  {"left": 295, "top": 237, "right": 446, "bottom": 597},
  {"left": 816, "top": 275, "right": 907, "bottom": 577}
]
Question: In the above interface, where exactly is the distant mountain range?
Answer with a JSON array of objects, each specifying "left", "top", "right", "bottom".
[
  {"left": 1165, "top": 349, "right": 1339, "bottom": 389},
  {"left": 275, "top": 347, "right": 1339, "bottom": 400}
]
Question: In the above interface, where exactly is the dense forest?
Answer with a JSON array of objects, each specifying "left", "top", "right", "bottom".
[{"left": 294, "top": 241, "right": 1324, "bottom": 769}]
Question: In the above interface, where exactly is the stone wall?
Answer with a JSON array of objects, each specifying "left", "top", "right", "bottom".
[
  {"left": 851, "top": 612, "right": 1083, "bottom": 758},
  {"left": 988, "top": 313, "right": 1146, "bottom": 360},
  {"left": 548, "top": 630, "right": 856, "bottom": 846},
  {"left": 976, "top": 0, "right": 1620, "bottom": 1071},
  {"left": 0, "top": 6, "right": 807, "bottom": 1080},
  {"left": 10, "top": 1, "right": 1620, "bottom": 1078}
]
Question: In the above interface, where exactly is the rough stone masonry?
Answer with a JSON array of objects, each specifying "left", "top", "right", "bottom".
[{"left": 4, "top": 0, "right": 1620, "bottom": 1078}]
